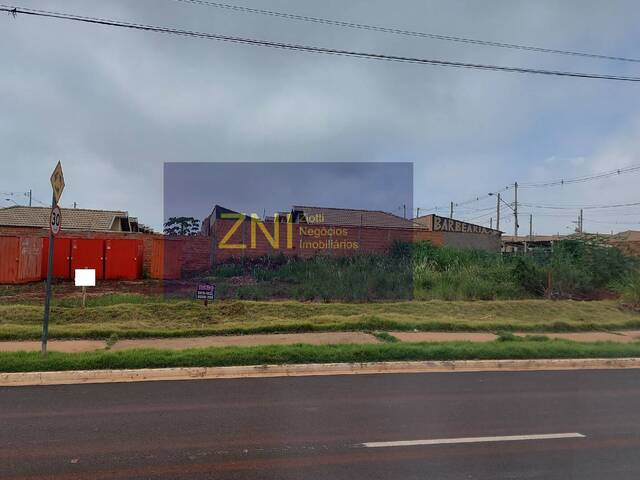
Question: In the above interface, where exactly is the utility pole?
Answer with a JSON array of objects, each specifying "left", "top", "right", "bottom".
[
  {"left": 416, "top": 207, "right": 420, "bottom": 218},
  {"left": 496, "top": 193, "right": 501, "bottom": 231},
  {"left": 529, "top": 214, "right": 533, "bottom": 240},
  {"left": 579, "top": 209, "right": 583, "bottom": 233},
  {"left": 450, "top": 201, "right": 454, "bottom": 219},
  {"left": 28, "top": 189, "right": 32, "bottom": 207},
  {"left": 514, "top": 182, "right": 519, "bottom": 238},
  {"left": 403, "top": 204, "right": 406, "bottom": 219}
]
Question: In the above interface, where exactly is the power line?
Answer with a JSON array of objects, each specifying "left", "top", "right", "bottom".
[
  {"left": 423, "top": 162, "right": 640, "bottom": 216},
  {"left": 172, "top": 0, "right": 640, "bottom": 64},
  {"left": 3, "top": 5, "right": 640, "bottom": 82},
  {"left": 520, "top": 211, "right": 629, "bottom": 217},
  {"left": 585, "top": 219, "right": 640, "bottom": 225},
  {"left": 520, "top": 201, "right": 640, "bottom": 210},
  {"left": 463, "top": 211, "right": 495, "bottom": 223},
  {"left": 518, "top": 163, "right": 640, "bottom": 188},
  {"left": 417, "top": 185, "right": 512, "bottom": 214},
  {"left": 31, "top": 198, "right": 49, "bottom": 207}
]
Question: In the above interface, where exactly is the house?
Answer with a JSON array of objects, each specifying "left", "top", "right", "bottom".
[
  {"left": 0, "top": 206, "right": 146, "bottom": 234},
  {"left": 291, "top": 205, "right": 422, "bottom": 229}
]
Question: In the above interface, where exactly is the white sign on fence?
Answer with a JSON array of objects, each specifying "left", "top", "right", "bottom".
[{"left": 75, "top": 269, "right": 96, "bottom": 287}]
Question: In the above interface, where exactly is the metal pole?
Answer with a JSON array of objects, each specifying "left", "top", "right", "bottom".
[
  {"left": 514, "top": 182, "right": 519, "bottom": 238},
  {"left": 416, "top": 207, "right": 420, "bottom": 218},
  {"left": 579, "top": 209, "right": 583, "bottom": 233},
  {"left": 496, "top": 193, "right": 501, "bottom": 231},
  {"left": 29, "top": 189, "right": 32, "bottom": 207},
  {"left": 450, "top": 201, "right": 454, "bottom": 219},
  {"left": 41, "top": 193, "right": 55, "bottom": 356},
  {"left": 529, "top": 214, "right": 533, "bottom": 240}
]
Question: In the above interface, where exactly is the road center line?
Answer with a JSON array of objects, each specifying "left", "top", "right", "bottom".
[{"left": 361, "top": 432, "right": 585, "bottom": 448}]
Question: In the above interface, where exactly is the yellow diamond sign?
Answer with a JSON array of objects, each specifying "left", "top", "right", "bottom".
[{"left": 50, "top": 161, "right": 65, "bottom": 205}]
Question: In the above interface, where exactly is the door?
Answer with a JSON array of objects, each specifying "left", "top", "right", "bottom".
[
  {"left": 71, "top": 239, "right": 105, "bottom": 280},
  {"left": 0, "top": 237, "right": 19, "bottom": 284},
  {"left": 41, "top": 237, "right": 72, "bottom": 280},
  {"left": 105, "top": 239, "right": 143, "bottom": 280},
  {"left": 18, "top": 237, "right": 42, "bottom": 282}
]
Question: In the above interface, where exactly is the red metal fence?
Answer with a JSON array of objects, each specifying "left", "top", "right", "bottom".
[
  {"left": 1, "top": 230, "right": 211, "bottom": 284},
  {"left": 105, "top": 239, "right": 143, "bottom": 280},
  {"left": 71, "top": 239, "right": 105, "bottom": 280},
  {"left": 0, "top": 237, "right": 42, "bottom": 284},
  {"left": 41, "top": 237, "right": 72, "bottom": 280}
]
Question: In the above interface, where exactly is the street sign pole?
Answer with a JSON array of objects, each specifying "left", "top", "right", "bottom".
[
  {"left": 42, "top": 161, "right": 65, "bottom": 357},
  {"left": 41, "top": 194, "right": 55, "bottom": 356}
]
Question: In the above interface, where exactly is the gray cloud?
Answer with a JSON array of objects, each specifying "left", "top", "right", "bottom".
[{"left": 1, "top": 0, "right": 640, "bottom": 233}]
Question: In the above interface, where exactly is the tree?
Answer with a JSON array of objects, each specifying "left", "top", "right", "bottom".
[{"left": 163, "top": 217, "right": 200, "bottom": 236}]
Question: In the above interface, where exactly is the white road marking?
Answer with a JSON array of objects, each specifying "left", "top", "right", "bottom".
[{"left": 361, "top": 432, "right": 585, "bottom": 448}]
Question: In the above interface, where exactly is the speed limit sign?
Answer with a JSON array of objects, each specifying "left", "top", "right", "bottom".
[{"left": 50, "top": 205, "right": 61, "bottom": 236}]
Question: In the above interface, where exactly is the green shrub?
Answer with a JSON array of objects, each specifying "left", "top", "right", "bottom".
[
  {"left": 618, "top": 269, "right": 640, "bottom": 306},
  {"left": 198, "top": 239, "right": 635, "bottom": 302},
  {"left": 511, "top": 257, "right": 546, "bottom": 295}
]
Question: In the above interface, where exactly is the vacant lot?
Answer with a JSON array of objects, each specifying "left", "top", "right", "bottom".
[{"left": 0, "top": 295, "right": 638, "bottom": 340}]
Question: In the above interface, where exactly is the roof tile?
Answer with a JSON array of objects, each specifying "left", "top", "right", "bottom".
[{"left": 0, "top": 206, "right": 127, "bottom": 231}]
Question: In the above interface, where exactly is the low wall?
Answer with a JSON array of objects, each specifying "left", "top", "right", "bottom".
[
  {"left": 611, "top": 240, "right": 640, "bottom": 257},
  {"left": 210, "top": 218, "right": 443, "bottom": 262}
]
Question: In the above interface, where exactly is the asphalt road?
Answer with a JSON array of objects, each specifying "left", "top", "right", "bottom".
[{"left": 2, "top": 369, "right": 640, "bottom": 479}]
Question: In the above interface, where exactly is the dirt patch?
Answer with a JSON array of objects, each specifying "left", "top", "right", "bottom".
[
  {"left": 0, "top": 333, "right": 378, "bottom": 352},
  {"left": 0, "top": 279, "right": 209, "bottom": 303},
  {"left": 391, "top": 332, "right": 498, "bottom": 342},
  {"left": 0, "top": 340, "right": 106, "bottom": 353},
  {"left": 110, "top": 332, "right": 379, "bottom": 350}
]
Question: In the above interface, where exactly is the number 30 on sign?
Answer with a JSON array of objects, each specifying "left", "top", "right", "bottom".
[{"left": 50, "top": 206, "right": 61, "bottom": 236}]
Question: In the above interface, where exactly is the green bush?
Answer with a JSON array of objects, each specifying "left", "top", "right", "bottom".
[
  {"left": 199, "top": 239, "right": 635, "bottom": 302},
  {"left": 511, "top": 257, "right": 546, "bottom": 295},
  {"left": 618, "top": 269, "right": 640, "bottom": 307}
]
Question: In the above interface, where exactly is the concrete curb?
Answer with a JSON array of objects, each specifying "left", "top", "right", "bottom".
[{"left": 2, "top": 358, "right": 640, "bottom": 386}]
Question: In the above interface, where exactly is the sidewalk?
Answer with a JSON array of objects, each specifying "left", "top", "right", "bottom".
[{"left": 1, "top": 330, "right": 639, "bottom": 353}]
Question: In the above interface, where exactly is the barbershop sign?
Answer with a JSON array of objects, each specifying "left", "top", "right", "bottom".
[{"left": 432, "top": 215, "right": 498, "bottom": 235}]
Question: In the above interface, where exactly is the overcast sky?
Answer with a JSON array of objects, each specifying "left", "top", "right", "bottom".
[
  {"left": 164, "top": 162, "right": 413, "bottom": 222},
  {"left": 2, "top": 0, "right": 640, "bottom": 234}
]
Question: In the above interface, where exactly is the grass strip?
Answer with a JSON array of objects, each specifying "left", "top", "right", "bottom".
[
  {"left": 372, "top": 332, "right": 399, "bottom": 343},
  {"left": 2, "top": 340, "right": 640, "bottom": 373},
  {"left": 1, "top": 299, "right": 639, "bottom": 340}
]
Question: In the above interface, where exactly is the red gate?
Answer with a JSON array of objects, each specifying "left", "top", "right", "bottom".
[
  {"left": 105, "top": 239, "right": 143, "bottom": 280},
  {"left": 0, "top": 237, "right": 19, "bottom": 284},
  {"left": 71, "top": 239, "right": 105, "bottom": 280},
  {"left": 18, "top": 237, "right": 41, "bottom": 282},
  {"left": 0, "top": 237, "right": 42, "bottom": 284},
  {"left": 41, "top": 237, "right": 72, "bottom": 280},
  {"left": 150, "top": 238, "right": 182, "bottom": 279}
]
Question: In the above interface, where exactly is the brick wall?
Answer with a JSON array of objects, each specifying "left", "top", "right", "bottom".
[
  {"left": 147, "top": 235, "right": 213, "bottom": 279},
  {"left": 441, "top": 231, "right": 502, "bottom": 252},
  {"left": 611, "top": 240, "right": 640, "bottom": 257},
  {"left": 210, "top": 218, "right": 443, "bottom": 262}
]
